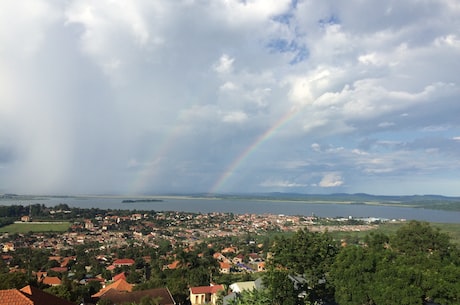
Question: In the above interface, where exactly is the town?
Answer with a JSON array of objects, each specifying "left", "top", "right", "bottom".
[{"left": 0, "top": 203, "right": 385, "bottom": 305}]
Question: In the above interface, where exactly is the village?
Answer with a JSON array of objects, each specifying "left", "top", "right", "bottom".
[{"left": 0, "top": 206, "right": 386, "bottom": 304}]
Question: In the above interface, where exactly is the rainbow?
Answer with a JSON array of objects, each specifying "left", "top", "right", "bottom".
[
  {"left": 209, "top": 108, "right": 301, "bottom": 194},
  {"left": 128, "top": 124, "right": 183, "bottom": 194}
]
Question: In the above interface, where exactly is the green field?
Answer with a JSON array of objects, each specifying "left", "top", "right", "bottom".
[
  {"left": 330, "top": 222, "right": 460, "bottom": 245},
  {"left": 0, "top": 222, "right": 71, "bottom": 233}
]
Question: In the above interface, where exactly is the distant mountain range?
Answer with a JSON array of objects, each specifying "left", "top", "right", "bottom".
[
  {"left": 2, "top": 192, "right": 460, "bottom": 211},
  {"left": 193, "top": 192, "right": 460, "bottom": 211}
]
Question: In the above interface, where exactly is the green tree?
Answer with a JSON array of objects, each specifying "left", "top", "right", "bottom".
[
  {"left": 267, "top": 228, "right": 338, "bottom": 304},
  {"left": 229, "top": 288, "right": 271, "bottom": 305},
  {"left": 96, "top": 299, "right": 114, "bottom": 305},
  {"left": 44, "top": 285, "right": 72, "bottom": 301},
  {"left": 330, "top": 221, "right": 460, "bottom": 305},
  {"left": 264, "top": 269, "right": 300, "bottom": 305},
  {"left": 330, "top": 245, "right": 379, "bottom": 305},
  {"left": 0, "top": 272, "right": 29, "bottom": 289}
]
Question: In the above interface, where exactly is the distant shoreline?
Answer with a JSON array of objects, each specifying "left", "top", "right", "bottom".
[
  {"left": 1, "top": 193, "right": 460, "bottom": 212},
  {"left": 121, "top": 199, "right": 164, "bottom": 203}
]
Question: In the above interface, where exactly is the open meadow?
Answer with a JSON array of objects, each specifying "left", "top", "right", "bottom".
[
  {"left": 330, "top": 222, "right": 460, "bottom": 245},
  {"left": 0, "top": 222, "right": 71, "bottom": 233}
]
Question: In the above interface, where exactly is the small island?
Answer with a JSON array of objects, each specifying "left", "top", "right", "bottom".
[{"left": 121, "top": 199, "right": 164, "bottom": 203}]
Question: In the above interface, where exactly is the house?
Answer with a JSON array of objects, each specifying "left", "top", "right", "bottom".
[
  {"left": 219, "top": 262, "right": 231, "bottom": 274},
  {"left": 41, "top": 276, "right": 61, "bottom": 286},
  {"left": 84, "top": 220, "right": 94, "bottom": 230},
  {"left": 164, "top": 260, "right": 180, "bottom": 270},
  {"left": 221, "top": 247, "right": 237, "bottom": 254},
  {"left": 60, "top": 256, "right": 76, "bottom": 267},
  {"left": 223, "top": 278, "right": 264, "bottom": 305},
  {"left": 0, "top": 285, "right": 74, "bottom": 305},
  {"left": 229, "top": 279, "right": 262, "bottom": 294},
  {"left": 20, "top": 215, "right": 31, "bottom": 222},
  {"left": 2, "top": 243, "right": 14, "bottom": 252},
  {"left": 113, "top": 258, "right": 135, "bottom": 267},
  {"left": 248, "top": 253, "right": 262, "bottom": 263},
  {"left": 93, "top": 287, "right": 175, "bottom": 305},
  {"left": 49, "top": 267, "right": 67, "bottom": 273},
  {"left": 232, "top": 254, "right": 244, "bottom": 264},
  {"left": 213, "top": 252, "right": 227, "bottom": 262},
  {"left": 189, "top": 284, "right": 224, "bottom": 305},
  {"left": 112, "top": 271, "right": 127, "bottom": 282},
  {"left": 256, "top": 261, "right": 266, "bottom": 272},
  {"left": 92, "top": 278, "right": 133, "bottom": 298}
]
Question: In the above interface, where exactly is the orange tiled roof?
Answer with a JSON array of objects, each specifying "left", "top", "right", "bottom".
[
  {"left": 0, "top": 286, "right": 75, "bottom": 305},
  {"left": 190, "top": 284, "right": 224, "bottom": 294},
  {"left": 49, "top": 267, "right": 67, "bottom": 273},
  {"left": 20, "top": 285, "right": 75, "bottom": 305},
  {"left": 167, "top": 260, "right": 180, "bottom": 269},
  {"left": 92, "top": 278, "right": 133, "bottom": 298},
  {"left": 41, "top": 276, "right": 61, "bottom": 286},
  {"left": 220, "top": 262, "right": 230, "bottom": 269},
  {"left": 0, "top": 289, "right": 33, "bottom": 305},
  {"left": 113, "top": 258, "right": 135, "bottom": 265},
  {"left": 112, "top": 272, "right": 127, "bottom": 282}
]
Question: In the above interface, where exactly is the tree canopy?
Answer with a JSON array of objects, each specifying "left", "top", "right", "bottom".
[{"left": 331, "top": 221, "right": 460, "bottom": 305}]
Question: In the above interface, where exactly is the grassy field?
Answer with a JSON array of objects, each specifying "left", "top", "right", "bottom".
[
  {"left": 0, "top": 222, "right": 71, "bottom": 233},
  {"left": 330, "top": 222, "right": 460, "bottom": 245}
]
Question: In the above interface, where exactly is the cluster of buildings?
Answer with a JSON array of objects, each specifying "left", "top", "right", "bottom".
[{"left": 0, "top": 207, "right": 386, "bottom": 305}]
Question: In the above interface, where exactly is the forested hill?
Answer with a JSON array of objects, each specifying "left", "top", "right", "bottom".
[{"left": 205, "top": 193, "right": 460, "bottom": 211}]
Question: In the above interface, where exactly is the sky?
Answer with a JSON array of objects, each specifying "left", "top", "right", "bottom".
[{"left": 1, "top": 0, "right": 460, "bottom": 196}]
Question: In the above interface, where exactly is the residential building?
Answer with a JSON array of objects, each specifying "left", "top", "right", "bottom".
[
  {"left": 0, "top": 285, "right": 75, "bottom": 305},
  {"left": 189, "top": 284, "right": 224, "bottom": 305},
  {"left": 113, "top": 258, "right": 135, "bottom": 267},
  {"left": 93, "top": 287, "right": 175, "bottom": 305}
]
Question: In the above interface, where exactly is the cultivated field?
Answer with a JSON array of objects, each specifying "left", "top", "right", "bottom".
[{"left": 0, "top": 222, "right": 71, "bottom": 233}]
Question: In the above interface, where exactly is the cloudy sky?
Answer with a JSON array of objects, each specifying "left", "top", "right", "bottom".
[{"left": 1, "top": 0, "right": 460, "bottom": 196}]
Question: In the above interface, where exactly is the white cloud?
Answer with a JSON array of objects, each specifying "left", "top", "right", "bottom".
[
  {"left": 213, "top": 54, "right": 235, "bottom": 74},
  {"left": 311, "top": 143, "right": 321, "bottom": 152},
  {"left": 260, "top": 179, "right": 307, "bottom": 188},
  {"left": 319, "top": 172, "right": 344, "bottom": 188}
]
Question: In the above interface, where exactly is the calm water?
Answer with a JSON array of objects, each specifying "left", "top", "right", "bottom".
[{"left": 1, "top": 196, "right": 459, "bottom": 223}]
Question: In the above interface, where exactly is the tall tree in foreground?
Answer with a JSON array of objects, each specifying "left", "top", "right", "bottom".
[{"left": 266, "top": 228, "right": 339, "bottom": 304}]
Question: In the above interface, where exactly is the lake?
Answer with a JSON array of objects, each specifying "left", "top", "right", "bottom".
[{"left": 1, "top": 196, "right": 459, "bottom": 223}]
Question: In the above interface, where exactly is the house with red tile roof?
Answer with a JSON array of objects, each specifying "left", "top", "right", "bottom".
[
  {"left": 92, "top": 278, "right": 133, "bottom": 298},
  {"left": 219, "top": 262, "right": 231, "bottom": 274},
  {"left": 41, "top": 276, "right": 61, "bottom": 286},
  {"left": 165, "top": 260, "right": 180, "bottom": 270},
  {"left": 113, "top": 258, "right": 135, "bottom": 267},
  {"left": 112, "top": 271, "right": 127, "bottom": 282},
  {"left": 0, "top": 285, "right": 75, "bottom": 305},
  {"left": 93, "top": 287, "right": 175, "bottom": 305},
  {"left": 49, "top": 267, "right": 67, "bottom": 273},
  {"left": 189, "top": 284, "right": 224, "bottom": 305}
]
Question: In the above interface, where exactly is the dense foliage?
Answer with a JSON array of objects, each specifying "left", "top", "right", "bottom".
[
  {"left": 331, "top": 221, "right": 460, "bottom": 305},
  {"left": 231, "top": 221, "right": 460, "bottom": 305},
  {"left": 266, "top": 229, "right": 338, "bottom": 304}
]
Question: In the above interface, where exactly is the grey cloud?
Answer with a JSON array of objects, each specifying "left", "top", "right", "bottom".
[{"left": 1, "top": 0, "right": 460, "bottom": 195}]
